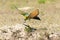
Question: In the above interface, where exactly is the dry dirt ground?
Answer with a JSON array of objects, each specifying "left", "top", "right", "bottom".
[{"left": 0, "top": 0, "right": 60, "bottom": 37}]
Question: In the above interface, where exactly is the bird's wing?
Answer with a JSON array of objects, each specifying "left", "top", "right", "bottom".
[{"left": 28, "top": 9, "right": 39, "bottom": 18}]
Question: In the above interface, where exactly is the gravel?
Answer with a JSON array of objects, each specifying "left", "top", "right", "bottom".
[
  {"left": 0, "top": 24, "right": 41, "bottom": 40},
  {"left": 0, "top": 23, "right": 60, "bottom": 40}
]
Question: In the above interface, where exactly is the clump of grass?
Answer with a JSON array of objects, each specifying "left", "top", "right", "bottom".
[
  {"left": 24, "top": 25, "right": 36, "bottom": 32},
  {"left": 25, "top": 25, "right": 32, "bottom": 32},
  {"left": 38, "top": 0, "right": 46, "bottom": 4}
]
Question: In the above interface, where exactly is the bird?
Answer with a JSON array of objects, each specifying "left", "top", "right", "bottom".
[
  {"left": 25, "top": 9, "right": 40, "bottom": 21},
  {"left": 14, "top": 6, "right": 40, "bottom": 21}
]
